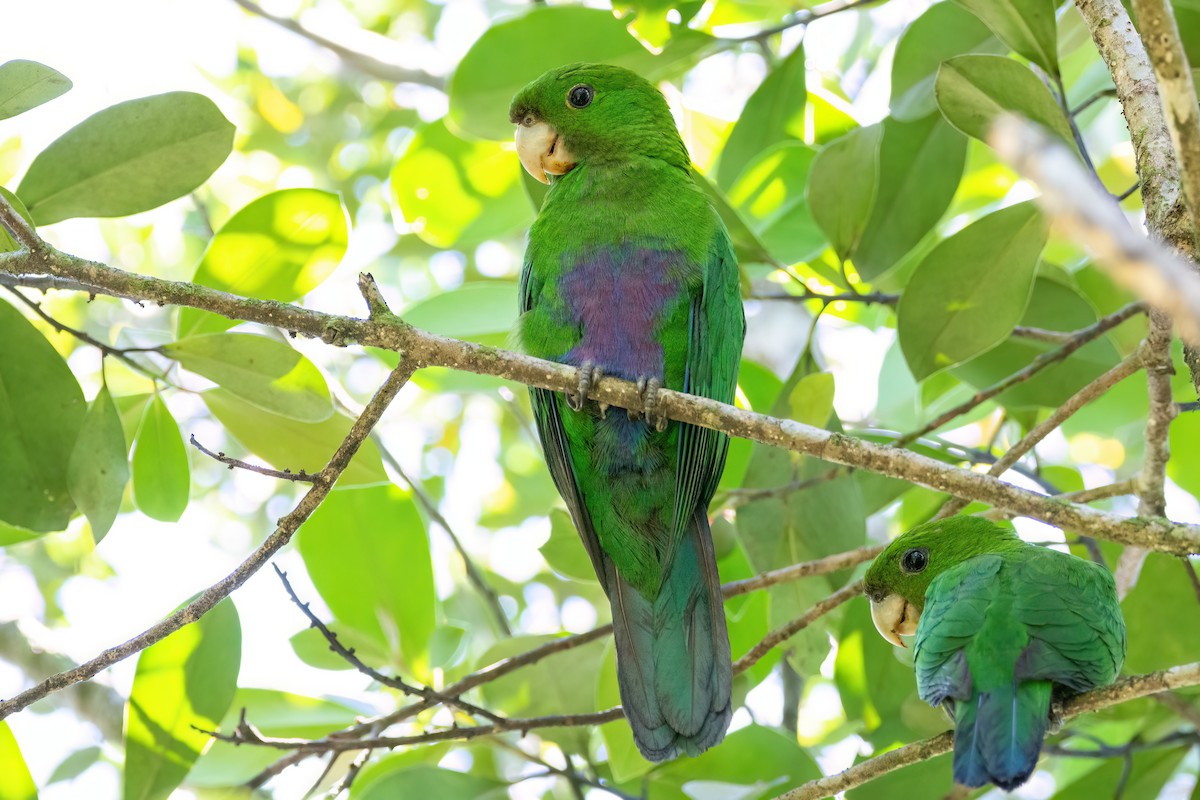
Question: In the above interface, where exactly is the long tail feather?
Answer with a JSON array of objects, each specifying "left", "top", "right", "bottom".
[
  {"left": 608, "top": 512, "right": 732, "bottom": 761},
  {"left": 954, "top": 680, "right": 1052, "bottom": 790}
]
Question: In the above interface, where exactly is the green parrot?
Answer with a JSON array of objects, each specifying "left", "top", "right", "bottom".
[
  {"left": 509, "top": 63, "right": 744, "bottom": 760},
  {"left": 863, "top": 517, "right": 1126, "bottom": 790}
]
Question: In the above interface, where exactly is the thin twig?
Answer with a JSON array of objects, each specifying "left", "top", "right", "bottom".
[
  {"left": 749, "top": 290, "right": 898, "bottom": 307},
  {"left": 730, "top": 0, "right": 881, "bottom": 42},
  {"left": 732, "top": 581, "right": 862, "bottom": 672},
  {"left": 190, "top": 434, "right": 316, "bottom": 482},
  {"left": 0, "top": 361, "right": 416, "bottom": 722}
]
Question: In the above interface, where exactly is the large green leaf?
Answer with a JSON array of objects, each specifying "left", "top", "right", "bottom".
[
  {"left": 1121, "top": 553, "right": 1200, "bottom": 673},
  {"left": 1175, "top": 0, "right": 1200, "bottom": 66},
  {"left": 67, "top": 385, "right": 130, "bottom": 542},
  {"left": 952, "top": 276, "right": 1122, "bottom": 409},
  {"left": 352, "top": 765, "right": 505, "bottom": 800},
  {"left": 123, "top": 598, "right": 241, "bottom": 800},
  {"left": 807, "top": 125, "right": 881, "bottom": 261},
  {"left": 890, "top": 3, "right": 1004, "bottom": 121},
  {"left": 852, "top": 114, "right": 966, "bottom": 281},
  {"left": 898, "top": 202, "right": 1047, "bottom": 379},
  {"left": 539, "top": 508, "right": 595, "bottom": 582},
  {"left": 447, "top": 5, "right": 712, "bottom": 140},
  {"left": 398, "top": 281, "right": 518, "bottom": 344},
  {"left": 847, "top": 753, "right": 954, "bottom": 799},
  {"left": 0, "top": 722, "right": 36, "bottom": 800},
  {"left": 717, "top": 43, "right": 806, "bottom": 189},
  {"left": 935, "top": 55, "right": 1074, "bottom": 146},
  {"left": 131, "top": 395, "right": 190, "bottom": 523},
  {"left": 951, "top": 0, "right": 1059, "bottom": 74},
  {"left": 0, "top": 59, "right": 70, "bottom": 120},
  {"left": 390, "top": 120, "right": 532, "bottom": 249},
  {"left": 178, "top": 189, "right": 348, "bottom": 338},
  {"left": 298, "top": 485, "right": 436, "bottom": 678},
  {"left": 163, "top": 333, "right": 332, "bottom": 422},
  {"left": 1051, "top": 744, "right": 1189, "bottom": 800},
  {"left": 691, "top": 167, "right": 775, "bottom": 265},
  {"left": 17, "top": 92, "right": 234, "bottom": 225},
  {"left": 727, "top": 141, "right": 825, "bottom": 264},
  {"left": 0, "top": 299, "right": 85, "bottom": 532},
  {"left": 202, "top": 389, "right": 387, "bottom": 486},
  {"left": 189, "top": 689, "right": 362, "bottom": 787}
]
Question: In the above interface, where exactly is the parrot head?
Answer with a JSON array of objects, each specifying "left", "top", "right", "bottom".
[
  {"left": 863, "top": 517, "right": 1024, "bottom": 648},
  {"left": 509, "top": 63, "right": 689, "bottom": 184}
]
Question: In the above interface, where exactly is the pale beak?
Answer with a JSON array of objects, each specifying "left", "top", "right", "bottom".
[
  {"left": 515, "top": 120, "right": 577, "bottom": 185},
  {"left": 869, "top": 593, "right": 920, "bottom": 648}
]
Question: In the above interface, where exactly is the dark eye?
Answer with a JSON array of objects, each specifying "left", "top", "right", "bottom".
[
  {"left": 567, "top": 84, "right": 594, "bottom": 109},
  {"left": 900, "top": 548, "right": 928, "bottom": 574}
]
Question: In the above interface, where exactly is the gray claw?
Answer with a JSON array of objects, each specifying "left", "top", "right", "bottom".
[
  {"left": 567, "top": 361, "right": 603, "bottom": 413},
  {"left": 632, "top": 376, "right": 667, "bottom": 430}
]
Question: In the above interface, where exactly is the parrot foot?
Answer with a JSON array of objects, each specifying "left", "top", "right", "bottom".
[
  {"left": 567, "top": 361, "right": 604, "bottom": 414},
  {"left": 631, "top": 376, "right": 668, "bottom": 432}
]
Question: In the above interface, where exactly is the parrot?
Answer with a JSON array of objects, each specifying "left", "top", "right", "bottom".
[
  {"left": 863, "top": 516, "right": 1126, "bottom": 791},
  {"left": 509, "top": 63, "right": 745, "bottom": 761}
]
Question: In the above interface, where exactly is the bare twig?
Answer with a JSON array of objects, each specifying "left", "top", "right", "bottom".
[
  {"left": 988, "top": 116, "right": 1200, "bottom": 343},
  {"left": 722, "top": 545, "right": 884, "bottom": 597},
  {"left": 189, "top": 434, "right": 315, "bottom": 482},
  {"left": 749, "top": 290, "right": 898, "bottom": 307},
  {"left": 1, "top": 202, "right": 1199, "bottom": 554},
  {"left": 730, "top": 0, "right": 881, "bottom": 42},
  {"left": 772, "top": 661, "right": 1200, "bottom": 799},
  {"left": 0, "top": 361, "right": 416, "bottom": 722},
  {"left": 228, "top": 0, "right": 444, "bottom": 88},
  {"left": 732, "top": 581, "right": 862, "bottom": 672}
]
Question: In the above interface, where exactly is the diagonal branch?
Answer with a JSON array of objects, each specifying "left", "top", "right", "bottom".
[
  {"left": 0, "top": 360, "right": 416, "bottom": 722},
  {"left": 1, "top": 202, "right": 1199, "bottom": 554},
  {"left": 772, "top": 661, "right": 1200, "bottom": 800}
]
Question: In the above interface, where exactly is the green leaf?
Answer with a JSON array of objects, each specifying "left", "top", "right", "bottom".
[
  {"left": 787, "top": 372, "right": 835, "bottom": 427},
  {"left": 898, "top": 202, "right": 1046, "bottom": 380},
  {"left": 131, "top": 395, "right": 190, "bottom": 523},
  {"left": 935, "top": 55, "right": 1075, "bottom": 147},
  {"left": 690, "top": 167, "right": 775, "bottom": 266},
  {"left": 48, "top": 746, "right": 102, "bottom": 785},
  {"left": 67, "top": 385, "right": 130, "bottom": 541},
  {"left": 952, "top": 277, "right": 1122, "bottom": 408},
  {"left": 717, "top": 44, "right": 806, "bottom": 189},
  {"left": 398, "top": 282, "right": 518, "bottom": 345},
  {"left": 447, "top": 6, "right": 711, "bottom": 140},
  {"left": 1121, "top": 553, "right": 1200, "bottom": 673},
  {"left": 17, "top": 92, "right": 234, "bottom": 225},
  {"left": 189, "top": 689, "right": 361, "bottom": 788},
  {"left": 163, "top": 334, "right": 332, "bottom": 422},
  {"left": 0, "top": 722, "right": 37, "bottom": 800},
  {"left": 352, "top": 765, "right": 505, "bottom": 800},
  {"left": 1175, "top": 0, "right": 1200, "bottom": 67},
  {"left": 0, "top": 59, "right": 71, "bottom": 120},
  {"left": 807, "top": 125, "right": 881, "bottom": 262},
  {"left": 1051, "top": 744, "right": 1189, "bottom": 800},
  {"left": 0, "top": 298, "right": 86, "bottom": 532},
  {"left": 202, "top": 389, "right": 387, "bottom": 486},
  {"left": 847, "top": 753, "right": 954, "bottom": 799},
  {"left": 0, "top": 188, "right": 34, "bottom": 254},
  {"left": 539, "top": 508, "right": 595, "bottom": 581},
  {"left": 950, "top": 0, "right": 1059, "bottom": 74},
  {"left": 891, "top": 3, "right": 1004, "bottom": 121},
  {"left": 123, "top": 598, "right": 241, "bottom": 800},
  {"left": 178, "top": 189, "right": 349, "bottom": 338},
  {"left": 390, "top": 121, "right": 532, "bottom": 249},
  {"left": 852, "top": 114, "right": 966, "bottom": 281},
  {"left": 298, "top": 485, "right": 436, "bottom": 678},
  {"left": 644, "top": 724, "right": 821, "bottom": 798},
  {"left": 727, "top": 142, "right": 826, "bottom": 264},
  {"left": 1169, "top": 407, "right": 1200, "bottom": 498}
]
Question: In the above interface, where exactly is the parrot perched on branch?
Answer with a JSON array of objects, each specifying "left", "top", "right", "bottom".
[
  {"left": 864, "top": 517, "right": 1126, "bottom": 790},
  {"left": 509, "top": 63, "right": 744, "bottom": 761}
]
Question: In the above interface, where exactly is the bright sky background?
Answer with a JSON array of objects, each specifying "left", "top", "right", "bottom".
[{"left": 3, "top": 1, "right": 1198, "bottom": 799}]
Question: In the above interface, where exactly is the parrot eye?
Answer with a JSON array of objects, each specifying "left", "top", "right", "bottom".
[
  {"left": 520, "top": 113, "right": 536, "bottom": 127},
  {"left": 567, "top": 84, "right": 594, "bottom": 109},
  {"left": 900, "top": 548, "right": 928, "bottom": 574}
]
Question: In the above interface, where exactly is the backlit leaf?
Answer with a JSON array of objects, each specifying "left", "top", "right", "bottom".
[
  {"left": 67, "top": 385, "right": 130, "bottom": 541},
  {"left": 0, "top": 59, "right": 70, "bottom": 120},
  {"left": 131, "top": 395, "right": 190, "bottom": 523}
]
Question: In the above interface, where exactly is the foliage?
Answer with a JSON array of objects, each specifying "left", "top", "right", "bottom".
[{"left": 0, "top": 0, "right": 1198, "bottom": 798}]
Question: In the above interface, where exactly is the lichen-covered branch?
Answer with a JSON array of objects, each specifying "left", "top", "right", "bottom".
[
  {"left": 772, "top": 661, "right": 1200, "bottom": 800},
  {"left": 0, "top": 233, "right": 1195, "bottom": 554},
  {"left": 0, "top": 361, "right": 416, "bottom": 722}
]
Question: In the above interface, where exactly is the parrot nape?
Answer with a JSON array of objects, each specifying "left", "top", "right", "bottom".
[
  {"left": 509, "top": 63, "right": 744, "bottom": 761},
  {"left": 864, "top": 517, "right": 1126, "bottom": 790}
]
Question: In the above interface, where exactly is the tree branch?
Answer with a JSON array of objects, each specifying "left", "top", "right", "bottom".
[
  {"left": 228, "top": 0, "right": 445, "bottom": 89},
  {"left": 772, "top": 661, "right": 1200, "bottom": 800},
  {"left": 189, "top": 434, "right": 315, "bottom": 481},
  {"left": 0, "top": 228, "right": 1197, "bottom": 555},
  {"left": 0, "top": 361, "right": 416, "bottom": 722}
]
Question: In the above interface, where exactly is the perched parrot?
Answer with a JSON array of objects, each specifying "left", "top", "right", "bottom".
[
  {"left": 509, "top": 63, "right": 744, "bottom": 761},
  {"left": 864, "top": 517, "right": 1126, "bottom": 790}
]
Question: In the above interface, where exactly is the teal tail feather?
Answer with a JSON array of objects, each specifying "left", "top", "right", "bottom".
[
  {"left": 953, "top": 680, "right": 1052, "bottom": 790},
  {"left": 608, "top": 511, "right": 732, "bottom": 761}
]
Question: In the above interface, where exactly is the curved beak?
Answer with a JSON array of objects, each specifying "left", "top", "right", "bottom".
[
  {"left": 869, "top": 593, "right": 920, "bottom": 648},
  {"left": 515, "top": 120, "right": 577, "bottom": 184}
]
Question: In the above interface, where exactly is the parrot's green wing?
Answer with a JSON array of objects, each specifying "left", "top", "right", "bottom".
[
  {"left": 914, "top": 555, "right": 1002, "bottom": 705},
  {"left": 670, "top": 226, "right": 743, "bottom": 543},
  {"left": 1010, "top": 549, "right": 1126, "bottom": 691}
]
